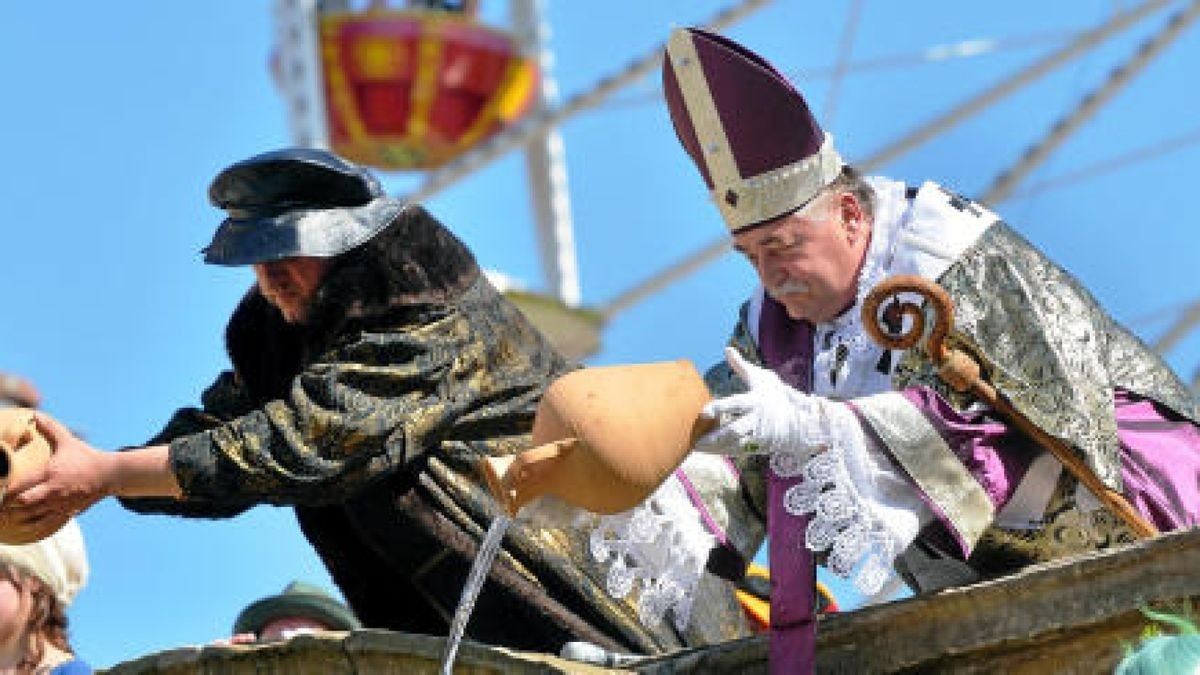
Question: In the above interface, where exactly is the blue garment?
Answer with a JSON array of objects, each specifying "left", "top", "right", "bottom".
[{"left": 51, "top": 659, "right": 92, "bottom": 675}]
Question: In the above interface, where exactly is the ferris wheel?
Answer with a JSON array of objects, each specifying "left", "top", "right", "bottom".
[{"left": 271, "top": 0, "right": 1200, "bottom": 390}]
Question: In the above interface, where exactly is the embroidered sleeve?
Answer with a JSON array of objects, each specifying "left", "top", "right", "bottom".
[
  {"left": 169, "top": 302, "right": 547, "bottom": 504},
  {"left": 119, "top": 370, "right": 259, "bottom": 519},
  {"left": 772, "top": 399, "right": 928, "bottom": 595},
  {"left": 584, "top": 474, "right": 716, "bottom": 633}
]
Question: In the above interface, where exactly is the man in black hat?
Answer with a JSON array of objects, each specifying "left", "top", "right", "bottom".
[{"left": 5, "top": 148, "right": 751, "bottom": 655}]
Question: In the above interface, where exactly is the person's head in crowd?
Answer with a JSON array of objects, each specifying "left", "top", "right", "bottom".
[
  {"left": 0, "top": 375, "right": 40, "bottom": 410},
  {"left": 0, "top": 519, "right": 89, "bottom": 671},
  {"left": 231, "top": 580, "right": 360, "bottom": 643},
  {"left": 1115, "top": 608, "right": 1200, "bottom": 674}
]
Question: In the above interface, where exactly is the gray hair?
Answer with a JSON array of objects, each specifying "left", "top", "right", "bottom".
[{"left": 825, "top": 166, "right": 875, "bottom": 223}]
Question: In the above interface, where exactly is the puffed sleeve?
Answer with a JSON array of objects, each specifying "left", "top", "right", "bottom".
[{"left": 168, "top": 302, "right": 542, "bottom": 506}]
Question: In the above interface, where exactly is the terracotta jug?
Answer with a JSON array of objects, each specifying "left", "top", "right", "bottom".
[
  {"left": 479, "top": 360, "right": 715, "bottom": 516},
  {"left": 0, "top": 408, "right": 65, "bottom": 544}
]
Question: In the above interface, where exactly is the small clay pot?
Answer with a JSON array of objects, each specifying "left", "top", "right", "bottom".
[
  {"left": 480, "top": 360, "right": 716, "bottom": 516},
  {"left": 0, "top": 408, "right": 65, "bottom": 544}
]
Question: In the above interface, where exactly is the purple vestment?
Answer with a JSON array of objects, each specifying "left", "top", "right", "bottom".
[
  {"left": 759, "top": 296, "right": 817, "bottom": 674},
  {"left": 900, "top": 386, "right": 1200, "bottom": 555},
  {"left": 753, "top": 294, "right": 1200, "bottom": 673}
]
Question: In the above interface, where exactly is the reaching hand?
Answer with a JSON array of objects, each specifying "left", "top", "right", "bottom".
[
  {"left": 0, "top": 413, "right": 114, "bottom": 539},
  {"left": 693, "top": 347, "right": 826, "bottom": 457}
]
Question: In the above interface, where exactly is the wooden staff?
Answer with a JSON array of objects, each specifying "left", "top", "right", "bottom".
[{"left": 861, "top": 274, "right": 1158, "bottom": 539}]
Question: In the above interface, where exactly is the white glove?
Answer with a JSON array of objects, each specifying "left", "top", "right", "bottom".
[{"left": 693, "top": 348, "right": 827, "bottom": 457}]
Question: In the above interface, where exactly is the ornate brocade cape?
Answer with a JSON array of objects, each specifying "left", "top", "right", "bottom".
[
  {"left": 708, "top": 179, "right": 1199, "bottom": 569},
  {"left": 120, "top": 205, "right": 748, "bottom": 654},
  {"left": 898, "top": 220, "right": 1198, "bottom": 491}
]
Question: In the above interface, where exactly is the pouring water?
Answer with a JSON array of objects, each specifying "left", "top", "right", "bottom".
[{"left": 439, "top": 513, "right": 513, "bottom": 674}]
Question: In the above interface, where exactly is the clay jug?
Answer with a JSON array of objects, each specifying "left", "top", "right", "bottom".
[
  {"left": 0, "top": 408, "right": 64, "bottom": 544},
  {"left": 479, "top": 360, "right": 715, "bottom": 516}
]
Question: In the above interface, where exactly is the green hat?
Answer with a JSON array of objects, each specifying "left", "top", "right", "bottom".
[{"left": 232, "top": 580, "right": 361, "bottom": 637}]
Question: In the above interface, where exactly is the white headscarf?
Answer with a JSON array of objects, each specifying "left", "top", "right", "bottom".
[{"left": 0, "top": 518, "right": 89, "bottom": 605}]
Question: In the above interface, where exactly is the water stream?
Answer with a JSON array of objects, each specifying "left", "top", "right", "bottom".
[{"left": 439, "top": 513, "right": 513, "bottom": 674}]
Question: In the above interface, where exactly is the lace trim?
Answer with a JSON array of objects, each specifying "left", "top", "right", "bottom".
[
  {"left": 586, "top": 475, "right": 714, "bottom": 632},
  {"left": 773, "top": 403, "right": 900, "bottom": 596}
]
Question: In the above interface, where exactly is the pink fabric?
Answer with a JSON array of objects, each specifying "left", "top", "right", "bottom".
[
  {"left": 1113, "top": 390, "right": 1200, "bottom": 531},
  {"left": 673, "top": 468, "right": 729, "bottom": 546},
  {"left": 897, "top": 387, "right": 1039, "bottom": 556},
  {"left": 899, "top": 386, "right": 1200, "bottom": 554},
  {"left": 723, "top": 455, "right": 741, "bottom": 478}
]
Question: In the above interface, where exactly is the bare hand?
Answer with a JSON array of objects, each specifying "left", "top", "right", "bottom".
[
  {"left": 210, "top": 633, "right": 258, "bottom": 646},
  {"left": 1, "top": 412, "right": 114, "bottom": 535}
]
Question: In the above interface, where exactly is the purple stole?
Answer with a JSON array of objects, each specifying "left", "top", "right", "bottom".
[{"left": 757, "top": 295, "right": 817, "bottom": 674}]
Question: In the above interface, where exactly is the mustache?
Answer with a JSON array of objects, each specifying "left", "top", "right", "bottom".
[{"left": 767, "top": 280, "right": 811, "bottom": 298}]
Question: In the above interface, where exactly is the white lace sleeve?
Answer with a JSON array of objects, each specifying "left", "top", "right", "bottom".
[
  {"left": 513, "top": 472, "right": 715, "bottom": 632},
  {"left": 586, "top": 474, "right": 715, "bottom": 632},
  {"left": 772, "top": 400, "right": 932, "bottom": 595}
]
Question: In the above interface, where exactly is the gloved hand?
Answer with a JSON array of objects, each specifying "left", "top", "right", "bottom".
[{"left": 693, "top": 347, "right": 826, "bottom": 456}]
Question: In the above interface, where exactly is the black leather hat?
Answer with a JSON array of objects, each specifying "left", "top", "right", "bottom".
[{"left": 203, "top": 148, "right": 407, "bottom": 266}]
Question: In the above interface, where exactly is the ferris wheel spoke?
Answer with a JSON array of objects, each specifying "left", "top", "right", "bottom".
[{"left": 981, "top": 0, "right": 1200, "bottom": 204}]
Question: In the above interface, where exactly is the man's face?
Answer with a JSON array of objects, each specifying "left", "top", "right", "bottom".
[
  {"left": 253, "top": 256, "right": 332, "bottom": 324},
  {"left": 732, "top": 191, "right": 869, "bottom": 324},
  {"left": 258, "top": 615, "right": 334, "bottom": 641}
]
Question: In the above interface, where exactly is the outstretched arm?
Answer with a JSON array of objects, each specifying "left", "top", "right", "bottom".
[{"left": 2, "top": 413, "right": 182, "bottom": 536}]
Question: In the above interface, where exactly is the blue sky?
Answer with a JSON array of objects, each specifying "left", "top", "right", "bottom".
[{"left": 2, "top": 1, "right": 1198, "bottom": 666}]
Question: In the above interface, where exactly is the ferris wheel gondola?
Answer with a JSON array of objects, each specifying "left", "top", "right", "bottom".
[{"left": 295, "top": 0, "right": 540, "bottom": 170}]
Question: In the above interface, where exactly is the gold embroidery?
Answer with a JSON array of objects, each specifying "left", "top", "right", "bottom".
[
  {"left": 856, "top": 392, "right": 995, "bottom": 549},
  {"left": 971, "top": 472, "right": 1138, "bottom": 572}
]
